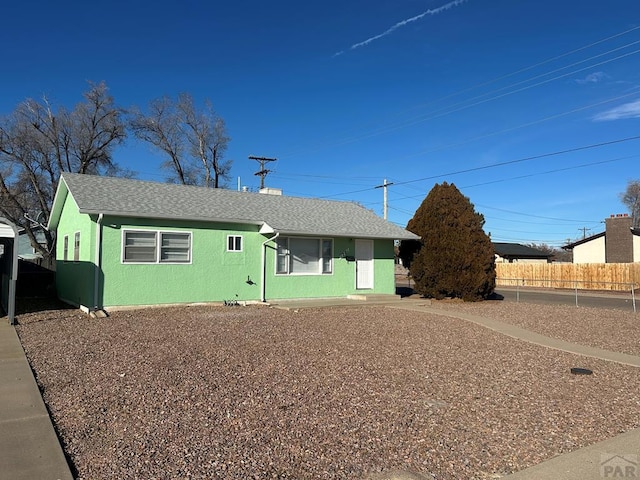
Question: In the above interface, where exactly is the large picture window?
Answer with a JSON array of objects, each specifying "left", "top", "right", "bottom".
[
  {"left": 123, "top": 230, "right": 191, "bottom": 264},
  {"left": 276, "top": 237, "right": 332, "bottom": 275}
]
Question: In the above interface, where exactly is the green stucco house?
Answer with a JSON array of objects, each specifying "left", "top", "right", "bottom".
[{"left": 48, "top": 173, "right": 419, "bottom": 312}]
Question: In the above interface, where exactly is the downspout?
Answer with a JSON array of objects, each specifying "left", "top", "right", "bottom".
[
  {"left": 261, "top": 232, "right": 279, "bottom": 302},
  {"left": 93, "top": 214, "right": 103, "bottom": 311}
]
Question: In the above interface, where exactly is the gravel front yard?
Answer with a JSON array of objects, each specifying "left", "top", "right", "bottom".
[
  {"left": 430, "top": 299, "right": 640, "bottom": 356},
  {"left": 15, "top": 302, "right": 640, "bottom": 480}
]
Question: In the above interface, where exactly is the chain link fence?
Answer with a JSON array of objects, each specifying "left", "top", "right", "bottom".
[{"left": 497, "top": 277, "right": 637, "bottom": 313}]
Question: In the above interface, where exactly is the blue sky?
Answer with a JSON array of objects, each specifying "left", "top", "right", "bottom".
[{"left": 2, "top": 0, "right": 640, "bottom": 247}]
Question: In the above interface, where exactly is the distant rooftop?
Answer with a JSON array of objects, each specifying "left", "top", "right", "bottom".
[{"left": 492, "top": 242, "right": 553, "bottom": 259}]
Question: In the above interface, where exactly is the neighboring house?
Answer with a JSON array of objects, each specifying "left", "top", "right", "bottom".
[
  {"left": 0, "top": 218, "right": 19, "bottom": 323},
  {"left": 18, "top": 225, "right": 48, "bottom": 262},
  {"left": 493, "top": 242, "right": 553, "bottom": 263},
  {"left": 563, "top": 214, "right": 640, "bottom": 264},
  {"left": 48, "top": 173, "right": 420, "bottom": 311}
]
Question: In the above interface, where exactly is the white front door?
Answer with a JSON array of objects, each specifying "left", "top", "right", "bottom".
[{"left": 355, "top": 239, "right": 374, "bottom": 289}]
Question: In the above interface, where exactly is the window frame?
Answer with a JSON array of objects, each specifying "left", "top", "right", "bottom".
[
  {"left": 121, "top": 229, "right": 192, "bottom": 264},
  {"left": 275, "top": 236, "right": 333, "bottom": 276},
  {"left": 63, "top": 235, "right": 69, "bottom": 262},
  {"left": 73, "top": 232, "right": 80, "bottom": 262},
  {"left": 226, "top": 235, "right": 243, "bottom": 252},
  {"left": 160, "top": 231, "right": 192, "bottom": 263}
]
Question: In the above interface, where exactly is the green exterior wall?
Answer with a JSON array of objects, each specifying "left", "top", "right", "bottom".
[
  {"left": 99, "top": 216, "right": 264, "bottom": 307},
  {"left": 55, "top": 195, "right": 97, "bottom": 308},
  {"left": 55, "top": 199, "right": 398, "bottom": 308},
  {"left": 264, "top": 237, "right": 396, "bottom": 300}
]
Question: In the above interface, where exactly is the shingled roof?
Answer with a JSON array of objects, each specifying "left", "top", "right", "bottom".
[
  {"left": 49, "top": 173, "right": 419, "bottom": 240},
  {"left": 492, "top": 242, "right": 553, "bottom": 260}
]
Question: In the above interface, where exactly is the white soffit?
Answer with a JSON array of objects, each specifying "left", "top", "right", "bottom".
[{"left": 259, "top": 223, "right": 276, "bottom": 234}]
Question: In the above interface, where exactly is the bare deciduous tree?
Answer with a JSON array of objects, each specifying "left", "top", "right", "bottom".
[
  {"left": 130, "top": 96, "right": 190, "bottom": 185},
  {"left": 130, "top": 94, "right": 231, "bottom": 187},
  {"left": 178, "top": 94, "right": 231, "bottom": 188},
  {"left": 525, "top": 242, "right": 572, "bottom": 263},
  {"left": 620, "top": 179, "right": 640, "bottom": 227},
  {"left": 0, "top": 82, "right": 126, "bottom": 263}
]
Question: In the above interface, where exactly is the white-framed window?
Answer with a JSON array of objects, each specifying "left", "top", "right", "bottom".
[
  {"left": 276, "top": 237, "right": 332, "bottom": 275},
  {"left": 63, "top": 235, "right": 69, "bottom": 262},
  {"left": 73, "top": 232, "right": 80, "bottom": 262},
  {"left": 122, "top": 230, "right": 191, "bottom": 264},
  {"left": 161, "top": 232, "right": 191, "bottom": 262},
  {"left": 123, "top": 231, "right": 157, "bottom": 263},
  {"left": 227, "top": 235, "right": 243, "bottom": 252}
]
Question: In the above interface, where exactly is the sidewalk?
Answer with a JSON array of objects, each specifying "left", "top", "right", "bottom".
[
  {"left": 3, "top": 295, "right": 639, "bottom": 480},
  {"left": 277, "top": 296, "right": 640, "bottom": 479},
  {"left": 0, "top": 320, "right": 74, "bottom": 480},
  {"left": 392, "top": 304, "right": 640, "bottom": 367},
  {"left": 501, "top": 427, "right": 640, "bottom": 480},
  {"left": 395, "top": 303, "right": 640, "bottom": 479}
]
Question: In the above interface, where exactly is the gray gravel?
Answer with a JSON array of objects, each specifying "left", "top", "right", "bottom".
[
  {"left": 430, "top": 299, "right": 640, "bottom": 356},
  {"left": 15, "top": 303, "right": 640, "bottom": 480}
]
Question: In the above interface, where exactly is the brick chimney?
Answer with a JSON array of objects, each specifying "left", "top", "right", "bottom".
[{"left": 605, "top": 214, "right": 633, "bottom": 263}]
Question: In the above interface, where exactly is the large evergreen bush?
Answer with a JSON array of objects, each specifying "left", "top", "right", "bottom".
[{"left": 400, "top": 182, "right": 495, "bottom": 301}]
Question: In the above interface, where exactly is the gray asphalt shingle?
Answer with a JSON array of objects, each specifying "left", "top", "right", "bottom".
[
  {"left": 492, "top": 242, "right": 552, "bottom": 259},
  {"left": 58, "top": 173, "right": 418, "bottom": 240}
]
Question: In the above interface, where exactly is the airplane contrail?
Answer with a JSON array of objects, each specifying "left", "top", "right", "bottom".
[{"left": 334, "top": 0, "right": 468, "bottom": 57}]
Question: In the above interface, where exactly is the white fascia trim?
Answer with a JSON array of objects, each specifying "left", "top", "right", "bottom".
[{"left": 259, "top": 222, "right": 275, "bottom": 234}]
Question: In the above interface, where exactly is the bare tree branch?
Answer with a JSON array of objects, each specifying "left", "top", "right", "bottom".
[
  {"left": 132, "top": 93, "right": 232, "bottom": 187},
  {"left": 620, "top": 179, "right": 640, "bottom": 227},
  {"left": 130, "top": 97, "right": 188, "bottom": 184},
  {"left": 0, "top": 81, "right": 126, "bottom": 263}
]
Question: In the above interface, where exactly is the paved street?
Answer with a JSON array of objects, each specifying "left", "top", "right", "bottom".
[{"left": 495, "top": 287, "right": 637, "bottom": 312}]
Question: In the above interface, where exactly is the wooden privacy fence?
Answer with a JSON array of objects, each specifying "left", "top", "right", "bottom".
[{"left": 495, "top": 263, "right": 640, "bottom": 291}]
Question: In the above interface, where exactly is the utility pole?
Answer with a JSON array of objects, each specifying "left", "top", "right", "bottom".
[
  {"left": 249, "top": 156, "right": 277, "bottom": 189},
  {"left": 374, "top": 179, "right": 394, "bottom": 220},
  {"left": 579, "top": 227, "right": 591, "bottom": 239}
]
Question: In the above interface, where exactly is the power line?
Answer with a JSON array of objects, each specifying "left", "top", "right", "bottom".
[
  {"left": 270, "top": 86, "right": 640, "bottom": 177},
  {"left": 390, "top": 89, "right": 640, "bottom": 162},
  {"left": 271, "top": 173, "right": 377, "bottom": 186},
  {"left": 459, "top": 154, "right": 640, "bottom": 190},
  {"left": 389, "top": 135, "right": 640, "bottom": 188},
  {"left": 384, "top": 154, "right": 638, "bottom": 203},
  {"left": 479, "top": 214, "right": 599, "bottom": 226},
  {"left": 358, "top": 47, "right": 640, "bottom": 143},
  {"left": 318, "top": 134, "right": 640, "bottom": 199},
  {"left": 474, "top": 204, "right": 597, "bottom": 223},
  {"left": 489, "top": 235, "right": 573, "bottom": 246},
  {"left": 278, "top": 26, "right": 640, "bottom": 159},
  {"left": 273, "top": 172, "right": 381, "bottom": 181},
  {"left": 489, "top": 226, "right": 580, "bottom": 236},
  {"left": 385, "top": 196, "right": 599, "bottom": 232},
  {"left": 390, "top": 25, "right": 640, "bottom": 117}
]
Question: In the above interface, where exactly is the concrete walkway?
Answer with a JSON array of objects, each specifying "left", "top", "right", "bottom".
[
  {"left": 393, "top": 304, "right": 640, "bottom": 367},
  {"left": 392, "top": 303, "right": 640, "bottom": 479},
  {"left": 272, "top": 293, "right": 419, "bottom": 310},
  {"left": 500, "top": 427, "right": 640, "bottom": 480},
  {"left": 276, "top": 296, "right": 640, "bottom": 479},
  {"left": 0, "top": 321, "right": 74, "bottom": 480}
]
